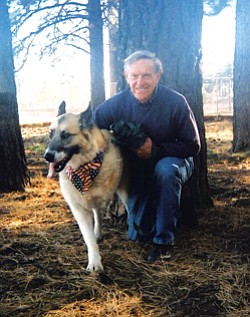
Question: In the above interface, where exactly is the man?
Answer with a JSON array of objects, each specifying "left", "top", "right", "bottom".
[{"left": 94, "top": 50, "right": 201, "bottom": 262}]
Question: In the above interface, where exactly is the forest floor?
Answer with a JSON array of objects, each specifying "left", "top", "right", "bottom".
[{"left": 0, "top": 117, "right": 249, "bottom": 317}]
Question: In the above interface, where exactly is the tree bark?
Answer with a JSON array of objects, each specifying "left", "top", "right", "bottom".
[
  {"left": 116, "top": 0, "right": 212, "bottom": 209},
  {"left": 88, "top": 0, "right": 105, "bottom": 109},
  {"left": 233, "top": 0, "right": 250, "bottom": 152},
  {"left": 107, "top": 0, "right": 119, "bottom": 96},
  {"left": 0, "top": 0, "right": 30, "bottom": 192}
]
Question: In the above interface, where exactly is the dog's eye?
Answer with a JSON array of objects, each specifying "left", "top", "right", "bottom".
[
  {"left": 49, "top": 129, "right": 55, "bottom": 139},
  {"left": 61, "top": 131, "right": 71, "bottom": 140}
]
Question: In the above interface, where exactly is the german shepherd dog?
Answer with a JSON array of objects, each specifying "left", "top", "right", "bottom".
[{"left": 44, "top": 102, "right": 128, "bottom": 272}]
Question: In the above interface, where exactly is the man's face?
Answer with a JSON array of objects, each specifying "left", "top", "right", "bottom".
[{"left": 125, "top": 59, "right": 161, "bottom": 103}]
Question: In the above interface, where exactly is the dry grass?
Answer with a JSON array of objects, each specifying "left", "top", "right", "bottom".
[{"left": 0, "top": 117, "right": 249, "bottom": 317}]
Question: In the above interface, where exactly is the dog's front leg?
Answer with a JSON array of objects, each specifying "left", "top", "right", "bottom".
[
  {"left": 92, "top": 208, "right": 103, "bottom": 241},
  {"left": 71, "top": 208, "right": 104, "bottom": 272}
]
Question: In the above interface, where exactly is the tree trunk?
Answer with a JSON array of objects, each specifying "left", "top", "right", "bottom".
[
  {"left": 116, "top": 0, "right": 212, "bottom": 209},
  {"left": 88, "top": 0, "right": 105, "bottom": 109},
  {"left": 107, "top": 0, "right": 119, "bottom": 96},
  {"left": 0, "top": 0, "right": 29, "bottom": 192},
  {"left": 232, "top": 0, "right": 250, "bottom": 152}
]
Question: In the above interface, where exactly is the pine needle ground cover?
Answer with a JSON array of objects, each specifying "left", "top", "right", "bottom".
[{"left": 0, "top": 118, "right": 249, "bottom": 317}]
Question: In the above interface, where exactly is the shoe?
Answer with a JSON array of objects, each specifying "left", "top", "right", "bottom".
[{"left": 146, "top": 244, "right": 173, "bottom": 262}]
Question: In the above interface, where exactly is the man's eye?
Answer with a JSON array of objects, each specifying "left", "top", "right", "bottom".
[
  {"left": 61, "top": 131, "right": 71, "bottom": 140},
  {"left": 130, "top": 74, "right": 137, "bottom": 79}
]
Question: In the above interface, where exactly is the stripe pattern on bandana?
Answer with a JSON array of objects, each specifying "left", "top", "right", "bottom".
[{"left": 65, "top": 151, "right": 104, "bottom": 194}]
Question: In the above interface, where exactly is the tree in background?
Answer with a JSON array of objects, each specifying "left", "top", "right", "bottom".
[
  {"left": 11, "top": 0, "right": 106, "bottom": 108},
  {"left": 232, "top": 0, "right": 250, "bottom": 151},
  {"left": 115, "top": 0, "right": 212, "bottom": 209},
  {"left": 204, "top": 0, "right": 250, "bottom": 151},
  {"left": 0, "top": 0, "right": 29, "bottom": 192},
  {"left": 88, "top": 0, "right": 105, "bottom": 107}
]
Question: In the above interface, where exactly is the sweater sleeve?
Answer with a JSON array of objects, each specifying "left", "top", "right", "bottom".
[{"left": 153, "top": 100, "right": 201, "bottom": 159}]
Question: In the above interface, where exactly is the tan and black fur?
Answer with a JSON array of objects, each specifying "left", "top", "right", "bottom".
[{"left": 44, "top": 102, "right": 128, "bottom": 272}]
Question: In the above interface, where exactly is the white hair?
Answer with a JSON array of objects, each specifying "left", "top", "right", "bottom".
[{"left": 124, "top": 50, "right": 163, "bottom": 74}]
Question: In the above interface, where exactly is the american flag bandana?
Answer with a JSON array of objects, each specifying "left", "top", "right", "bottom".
[{"left": 65, "top": 151, "right": 104, "bottom": 194}]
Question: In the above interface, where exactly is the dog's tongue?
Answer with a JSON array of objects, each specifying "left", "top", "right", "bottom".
[{"left": 47, "top": 163, "right": 56, "bottom": 178}]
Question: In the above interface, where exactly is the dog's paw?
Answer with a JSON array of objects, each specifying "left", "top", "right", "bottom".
[
  {"left": 86, "top": 254, "right": 104, "bottom": 272},
  {"left": 86, "top": 260, "right": 104, "bottom": 272}
]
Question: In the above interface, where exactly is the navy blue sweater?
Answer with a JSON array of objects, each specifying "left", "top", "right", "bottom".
[{"left": 93, "top": 85, "right": 201, "bottom": 159}]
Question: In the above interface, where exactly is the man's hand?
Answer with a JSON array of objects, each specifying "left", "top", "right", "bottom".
[{"left": 134, "top": 137, "right": 153, "bottom": 159}]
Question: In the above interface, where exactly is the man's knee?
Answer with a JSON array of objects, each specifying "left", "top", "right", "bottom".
[
  {"left": 154, "top": 157, "right": 193, "bottom": 185},
  {"left": 154, "top": 158, "right": 180, "bottom": 181}
]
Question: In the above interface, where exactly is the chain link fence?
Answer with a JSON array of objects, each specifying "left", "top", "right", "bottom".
[{"left": 203, "top": 77, "right": 233, "bottom": 116}]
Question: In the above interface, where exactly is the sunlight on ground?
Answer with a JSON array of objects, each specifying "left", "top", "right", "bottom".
[{"left": 205, "top": 117, "right": 233, "bottom": 142}]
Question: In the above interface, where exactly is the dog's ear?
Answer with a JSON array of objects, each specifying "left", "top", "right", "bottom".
[
  {"left": 79, "top": 103, "right": 93, "bottom": 129},
  {"left": 57, "top": 101, "right": 66, "bottom": 116}
]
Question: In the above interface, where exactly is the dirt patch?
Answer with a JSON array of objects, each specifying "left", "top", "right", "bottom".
[{"left": 0, "top": 117, "right": 249, "bottom": 316}]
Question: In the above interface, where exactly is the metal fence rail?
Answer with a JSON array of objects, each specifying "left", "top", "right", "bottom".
[{"left": 203, "top": 77, "right": 233, "bottom": 116}]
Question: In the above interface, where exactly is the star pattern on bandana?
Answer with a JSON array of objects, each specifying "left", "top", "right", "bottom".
[{"left": 65, "top": 151, "right": 104, "bottom": 194}]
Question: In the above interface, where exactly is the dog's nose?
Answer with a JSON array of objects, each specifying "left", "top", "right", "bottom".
[{"left": 44, "top": 151, "right": 55, "bottom": 163}]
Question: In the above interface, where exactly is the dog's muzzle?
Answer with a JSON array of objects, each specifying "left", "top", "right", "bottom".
[
  {"left": 44, "top": 145, "right": 80, "bottom": 173},
  {"left": 44, "top": 151, "right": 54, "bottom": 163},
  {"left": 44, "top": 150, "right": 68, "bottom": 173}
]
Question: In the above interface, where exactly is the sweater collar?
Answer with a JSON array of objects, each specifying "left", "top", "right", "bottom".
[{"left": 129, "top": 85, "right": 159, "bottom": 106}]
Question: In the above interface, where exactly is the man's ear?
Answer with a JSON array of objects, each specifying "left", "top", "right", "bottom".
[
  {"left": 57, "top": 101, "right": 66, "bottom": 116},
  {"left": 124, "top": 70, "right": 129, "bottom": 83},
  {"left": 155, "top": 72, "right": 161, "bottom": 83}
]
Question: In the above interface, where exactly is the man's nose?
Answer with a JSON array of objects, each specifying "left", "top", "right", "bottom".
[{"left": 136, "top": 75, "right": 145, "bottom": 85}]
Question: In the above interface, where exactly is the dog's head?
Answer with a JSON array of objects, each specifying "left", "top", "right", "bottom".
[{"left": 44, "top": 101, "right": 94, "bottom": 173}]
